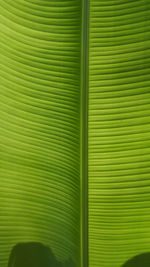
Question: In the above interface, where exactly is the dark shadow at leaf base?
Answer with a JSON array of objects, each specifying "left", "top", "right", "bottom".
[
  {"left": 122, "top": 253, "right": 150, "bottom": 267},
  {"left": 7, "top": 242, "right": 75, "bottom": 267}
]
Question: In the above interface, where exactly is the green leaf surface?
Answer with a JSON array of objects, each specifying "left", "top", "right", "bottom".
[
  {"left": 0, "top": 0, "right": 81, "bottom": 266},
  {"left": 1, "top": 0, "right": 150, "bottom": 267},
  {"left": 89, "top": 0, "right": 150, "bottom": 266}
]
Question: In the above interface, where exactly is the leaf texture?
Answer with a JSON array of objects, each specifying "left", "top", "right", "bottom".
[
  {"left": 1, "top": 0, "right": 150, "bottom": 267},
  {"left": 0, "top": 0, "right": 81, "bottom": 266},
  {"left": 89, "top": 0, "right": 150, "bottom": 266}
]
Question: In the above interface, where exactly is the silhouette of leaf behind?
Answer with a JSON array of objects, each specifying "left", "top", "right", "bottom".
[
  {"left": 122, "top": 253, "right": 150, "bottom": 267},
  {"left": 7, "top": 242, "right": 75, "bottom": 267}
]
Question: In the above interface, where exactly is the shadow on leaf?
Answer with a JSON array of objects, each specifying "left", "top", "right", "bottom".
[
  {"left": 122, "top": 253, "right": 150, "bottom": 267},
  {"left": 7, "top": 242, "right": 75, "bottom": 267}
]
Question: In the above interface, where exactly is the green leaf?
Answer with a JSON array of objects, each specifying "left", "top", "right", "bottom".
[
  {"left": 0, "top": 0, "right": 150, "bottom": 267},
  {"left": 88, "top": 1, "right": 150, "bottom": 267},
  {"left": 0, "top": 0, "right": 81, "bottom": 266}
]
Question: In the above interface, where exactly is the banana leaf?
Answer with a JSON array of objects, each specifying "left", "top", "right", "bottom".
[
  {"left": 0, "top": 0, "right": 81, "bottom": 266},
  {"left": 88, "top": 1, "right": 150, "bottom": 267},
  {"left": 0, "top": 0, "right": 150, "bottom": 267}
]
